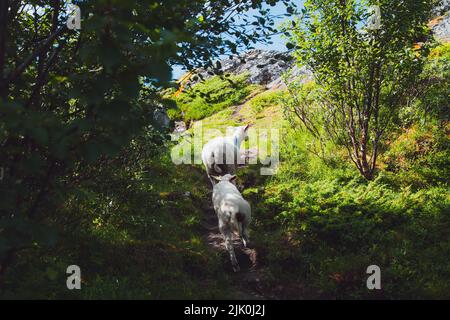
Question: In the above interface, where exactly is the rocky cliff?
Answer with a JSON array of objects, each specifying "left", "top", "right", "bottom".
[{"left": 186, "top": 49, "right": 310, "bottom": 90}]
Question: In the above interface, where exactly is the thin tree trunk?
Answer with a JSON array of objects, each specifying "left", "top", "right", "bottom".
[{"left": 0, "top": 0, "right": 9, "bottom": 100}]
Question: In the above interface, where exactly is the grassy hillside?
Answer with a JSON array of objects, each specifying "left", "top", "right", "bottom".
[
  {"left": 3, "top": 43, "right": 449, "bottom": 300},
  {"left": 164, "top": 42, "right": 450, "bottom": 299},
  {"left": 166, "top": 73, "right": 261, "bottom": 121}
]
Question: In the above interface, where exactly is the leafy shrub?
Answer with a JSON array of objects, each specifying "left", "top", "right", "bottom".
[
  {"left": 249, "top": 172, "right": 450, "bottom": 299},
  {"left": 1, "top": 134, "right": 232, "bottom": 299},
  {"left": 382, "top": 123, "right": 450, "bottom": 187},
  {"left": 399, "top": 43, "right": 450, "bottom": 124},
  {"left": 428, "top": 42, "right": 450, "bottom": 59}
]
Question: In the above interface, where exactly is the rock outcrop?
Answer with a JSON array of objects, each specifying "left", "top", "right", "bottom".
[
  {"left": 433, "top": 0, "right": 449, "bottom": 16},
  {"left": 429, "top": 0, "right": 450, "bottom": 42},
  {"left": 430, "top": 0, "right": 450, "bottom": 42},
  {"left": 186, "top": 49, "right": 311, "bottom": 89},
  {"left": 431, "top": 14, "right": 450, "bottom": 42},
  {"left": 217, "top": 49, "right": 294, "bottom": 87}
]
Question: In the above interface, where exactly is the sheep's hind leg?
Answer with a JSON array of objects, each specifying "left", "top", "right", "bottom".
[
  {"left": 241, "top": 225, "right": 249, "bottom": 248},
  {"left": 205, "top": 165, "right": 216, "bottom": 186},
  {"left": 220, "top": 223, "right": 240, "bottom": 272},
  {"left": 208, "top": 174, "right": 216, "bottom": 186}
]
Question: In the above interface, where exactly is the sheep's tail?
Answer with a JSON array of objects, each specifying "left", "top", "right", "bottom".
[{"left": 222, "top": 202, "right": 243, "bottom": 236}]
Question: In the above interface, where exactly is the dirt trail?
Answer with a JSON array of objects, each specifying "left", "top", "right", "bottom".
[
  {"left": 231, "top": 89, "right": 264, "bottom": 121},
  {"left": 197, "top": 102, "right": 277, "bottom": 300},
  {"left": 201, "top": 201, "right": 271, "bottom": 300}
]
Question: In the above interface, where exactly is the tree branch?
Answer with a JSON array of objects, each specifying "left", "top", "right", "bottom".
[{"left": 7, "top": 25, "right": 67, "bottom": 85}]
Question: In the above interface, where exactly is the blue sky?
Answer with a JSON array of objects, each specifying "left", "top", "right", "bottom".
[{"left": 172, "top": 1, "right": 305, "bottom": 80}]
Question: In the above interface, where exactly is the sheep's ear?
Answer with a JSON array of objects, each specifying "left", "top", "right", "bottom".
[
  {"left": 244, "top": 124, "right": 251, "bottom": 132},
  {"left": 211, "top": 175, "right": 221, "bottom": 181},
  {"left": 230, "top": 175, "right": 237, "bottom": 182}
]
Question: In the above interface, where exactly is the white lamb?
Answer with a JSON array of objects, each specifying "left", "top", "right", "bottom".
[
  {"left": 201, "top": 124, "right": 250, "bottom": 185},
  {"left": 212, "top": 174, "right": 251, "bottom": 272}
]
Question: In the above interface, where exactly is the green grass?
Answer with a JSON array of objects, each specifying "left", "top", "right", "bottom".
[
  {"left": 248, "top": 89, "right": 287, "bottom": 113},
  {"left": 238, "top": 120, "right": 450, "bottom": 299},
  {"left": 168, "top": 72, "right": 259, "bottom": 121}
]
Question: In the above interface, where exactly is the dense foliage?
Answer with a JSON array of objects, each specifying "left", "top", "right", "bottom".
[
  {"left": 0, "top": 0, "right": 448, "bottom": 300},
  {"left": 284, "top": 0, "right": 436, "bottom": 179},
  {"left": 0, "top": 0, "right": 295, "bottom": 287}
]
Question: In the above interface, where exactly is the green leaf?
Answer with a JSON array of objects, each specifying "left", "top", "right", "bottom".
[{"left": 286, "top": 42, "right": 295, "bottom": 49}]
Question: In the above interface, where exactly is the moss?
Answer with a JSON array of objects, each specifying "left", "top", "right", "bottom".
[
  {"left": 248, "top": 89, "right": 287, "bottom": 113},
  {"left": 428, "top": 42, "right": 450, "bottom": 59},
  {"left": 168, "top": 73, "right": 260, "bottom": 121}
]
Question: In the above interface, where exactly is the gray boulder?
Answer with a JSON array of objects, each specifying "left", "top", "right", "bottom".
[
  {"left": 431, "top": 0, "right": 450, "bottom": 42},
  {"left": 188, "top": 49, "right": 312, "bottom": 89}
]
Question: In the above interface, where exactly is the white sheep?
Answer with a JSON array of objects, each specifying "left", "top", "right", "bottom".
[
  {"left": 201, "top": 124, "right": 250, "bottom": 185},
  {"left": 212, "top": 174, "right": 251, "bottom": 272}
]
